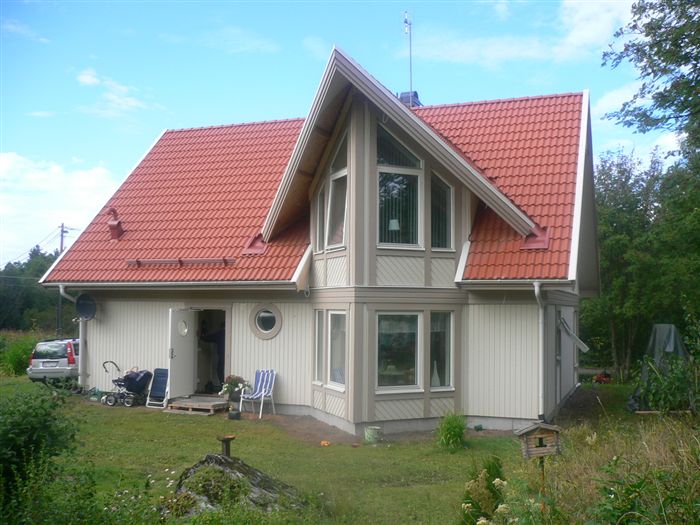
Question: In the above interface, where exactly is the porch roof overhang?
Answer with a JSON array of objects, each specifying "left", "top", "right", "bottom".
[{"left": 262, "top": 47, "right": 537, "bottom": 241}]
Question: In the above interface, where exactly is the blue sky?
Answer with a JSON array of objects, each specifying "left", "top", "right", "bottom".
[{"left": 0, "top": 1, "right": 676, "bottom": 266}]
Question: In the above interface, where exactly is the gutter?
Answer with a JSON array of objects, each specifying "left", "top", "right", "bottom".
[
  {"left": 533, "top": 281, "right": 545, "bottom": 421},
  {"left": 59, "top": 286, "right": 88, "bottom": 388},
  {"left": 42, "top": 280, "right": 299, "bottom": 291}
]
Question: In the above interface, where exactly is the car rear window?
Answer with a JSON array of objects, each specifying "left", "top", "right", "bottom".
[{"left": 33, "top": 342, "right": 68, "bottom": 359}]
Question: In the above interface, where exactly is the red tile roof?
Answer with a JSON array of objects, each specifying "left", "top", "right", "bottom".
[
  {"left": 44, "top": 93, "right": 583, "bottom": 285},
  {"left": 44, "top": 119, "right": 308, "bottom": 284},
  {"left": 415, "top": 93, "right": 583, "bottom": 280}
]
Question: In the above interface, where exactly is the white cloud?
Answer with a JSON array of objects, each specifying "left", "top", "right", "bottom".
[
  {"left": 409, "top": 0, "right": 633, "bottom": 66},
  {"left": 1, "top": 19, "right": 50, "bottom": 44},
  {"left": 202, "top": 26, "right": 278, "bottom": 54},
  {"left": 591, "top": 81, "right": 641, "bottom": 121},
  {"left": 77, "top": 68, "right": 100, "bottom": 85},
  {"left": 26, "top": 110, "right": 55, "bottom": 118},
  {"left": 0, "top": 153, "right": 119, "bottom": 265},
  {"left": 303, "top": 36, "right": 331, "bottom": 62},
  {"left": 76, "top": 69, "right": 148, "bottom": 118},
  {"left": 553, "top": 0, "right": 633, "bottom": 60}
]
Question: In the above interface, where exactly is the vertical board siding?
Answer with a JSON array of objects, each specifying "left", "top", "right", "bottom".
[
  {"left": 431, "top": 258, "right": 455, "bottom": 288},
  {"left": 465, "top": 304, "right": 538, "bottom": 419},
  {"left": 311, "top": 258, "right": 326, "bottom": 288},
  {"left": 376, "top": 256, "right": 424, "bottom": 286},
  {"left": 87, "top": 300, "right": 184, "bottom": 391},
  {"left": 326, "top": 256, "right": 348, "bottom": 287},
  {"left": 375, "top": 399, "right": 423, "bottom": 420},
  {"left": 231, "top": 303, "right": 313, "bottom": 406},
  {"left": 559, "top": 306, "right": 576, "bottom": 400},
  {"left": 325, "top": 391, "right": 346, "bottom": 418},
  {"left": 430, "top": 397, "right": 455, "bottom": 417},
  {"left": 313, "top": 389, "right": 324, "bottom": 410}
]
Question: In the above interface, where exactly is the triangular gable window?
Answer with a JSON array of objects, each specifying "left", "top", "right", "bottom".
[
  {"left": 377, "top": 126, "right": 420, "bottom": 168},
  {"left": 330, "top": 134, "right": 348, "bottom": 173}
]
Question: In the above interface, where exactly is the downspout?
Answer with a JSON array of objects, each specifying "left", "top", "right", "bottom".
[
  {"left": 533, "top": 282, "right": 545, "bottom": 421},
  {"left": 59, "top": 286, "right": 87, "bottom": 387}
]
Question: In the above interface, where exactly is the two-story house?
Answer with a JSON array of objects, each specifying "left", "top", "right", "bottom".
[{"left": 42, "top": 49, "right": 598, "bottom": 433}]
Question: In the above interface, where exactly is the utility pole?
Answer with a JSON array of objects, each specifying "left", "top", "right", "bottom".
[{"left": 56, "top": 223, "right": 68, "bottom": 337}]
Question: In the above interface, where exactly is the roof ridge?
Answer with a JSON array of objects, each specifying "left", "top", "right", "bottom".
[
  {"left": 415, "top": 92, "right": 584, "bottom": 111},
  {"left": 165, "top": 117, "right": 304, "bottom": 133}
]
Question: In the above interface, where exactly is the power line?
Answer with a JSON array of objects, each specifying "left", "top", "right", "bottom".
[{"left": 6, "top": 224, "right": 75, "bottom": 264}]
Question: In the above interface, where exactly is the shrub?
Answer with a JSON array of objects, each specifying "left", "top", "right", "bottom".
[
  {"left": 459, "top": 456, "right": 507, "bottom": 524},
  {"left": 0, "top": 333, "right": 37, "bottom": 376},
  {"left": 0, "top": 385, "right": 77, "bottom": 498},
  {"left": 636, "top": 355, "right": 698, "bottom": 413},
  {"left": 437, "top": 412, "right": 466, "bottom": 450}
]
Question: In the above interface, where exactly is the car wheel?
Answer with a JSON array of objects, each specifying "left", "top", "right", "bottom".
[
  {"left": 123, "top": 395, "right": 135, "bottom": 407},
  {"left": 105, "top": 394, "right": 117, "bottom": 406}
]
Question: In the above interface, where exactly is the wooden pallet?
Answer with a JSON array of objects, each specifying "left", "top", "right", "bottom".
[{"left": 166, "top": 397, "right": 228, "bottom": 416}]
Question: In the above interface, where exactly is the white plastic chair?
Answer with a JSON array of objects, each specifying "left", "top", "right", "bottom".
[{"left": 239, "top": 369, "right": 276, "bottom": 419}]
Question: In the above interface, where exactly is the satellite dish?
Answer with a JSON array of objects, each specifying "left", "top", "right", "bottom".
[{"left": 75, "top": 294, "right": 97, "bottom": 321}]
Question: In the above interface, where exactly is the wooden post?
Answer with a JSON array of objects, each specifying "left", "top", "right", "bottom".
[{"left": 217, "top": 434, "right": 236, "bottom": 457}]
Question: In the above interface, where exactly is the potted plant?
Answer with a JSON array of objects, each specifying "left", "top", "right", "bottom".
[{"left": 219, "top": 375, "right": 247, "bottom": 404}]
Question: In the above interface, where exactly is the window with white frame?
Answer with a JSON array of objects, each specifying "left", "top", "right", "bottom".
[
  {"left": 429, "top": 312, "right": 452, "bottom": 388},
  {"left": 314, "top": 310, "right": 324, "bottom": 382},
  {"left": 377, "top": 126, "right": 423, "bottom": 246},
  {"left": 431, "top": 174, "right": 452, "bottom": 249},
  {"left": 328, "top": 312, "right": 346, "bottom": 387},
  {"left": 323, "top": 134, "right": 348, "bottom": 249},
  {"left": 377, "top": 313, "right": 420, "bottom": 388}
]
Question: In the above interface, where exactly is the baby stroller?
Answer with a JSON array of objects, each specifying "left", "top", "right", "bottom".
[{"left": 103, "top": 368, "right": 153, "bottom": 407}]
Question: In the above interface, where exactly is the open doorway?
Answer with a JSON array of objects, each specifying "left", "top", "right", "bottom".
[{"left": 196, "top": 309, "right": 226, "bottom": 394}]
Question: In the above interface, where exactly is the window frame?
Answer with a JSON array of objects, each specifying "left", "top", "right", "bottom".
[
  {"left": 429, "top": 311, "right": 454, "bottom": 391},
  {"left": 327, "top": 310, "right": 347, "bottom": 392},
  {"left": 375, "top": 311, "right": 423, "bottom": 393},
  {"left": 325, "top": 170, "right": 348, "bottom": 250},
  {"left": 430, "top": 172, "right": 454, "bottom": 251},
  {"left": 249, "top": 303, "right": 283, "bottom": 340},
  {"left": 315, "top": 186, "right": 325, "bottom": 253},
  {"left": 376, "top": 126, "right": 424, "bottom": 250}
]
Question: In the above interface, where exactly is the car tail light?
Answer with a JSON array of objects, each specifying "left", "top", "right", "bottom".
[{"left": 67, "top": 346, "right": 76, "bottom": 365}]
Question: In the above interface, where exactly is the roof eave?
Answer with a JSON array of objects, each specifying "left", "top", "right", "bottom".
[{"left": 42, "top": 280, "right": 299, "bottom": 291}]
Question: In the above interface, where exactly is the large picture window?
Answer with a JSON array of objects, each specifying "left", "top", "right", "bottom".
[
  {"left": 328, "top": 312, "right": 346, "bottom": 387},
  {"left": 377, "top": 314, "right": 419, "bottom": 388},
  {"left": 377, "top": 126, "right": 423, "bottom": 247},
  {"left": 431, "top": 174, "right": 452, "bottom": 249},
  {"left": 430, "top": 312, "right": 452, "bottom": 388}
]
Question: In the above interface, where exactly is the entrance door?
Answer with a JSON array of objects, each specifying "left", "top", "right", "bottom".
[{"left": 168, "top": 308, "right": 197, "bottom": 399}]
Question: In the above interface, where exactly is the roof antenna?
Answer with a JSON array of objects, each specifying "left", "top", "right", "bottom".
[{"left": 404, "top": 10, "right": 413, "bottom": 108}]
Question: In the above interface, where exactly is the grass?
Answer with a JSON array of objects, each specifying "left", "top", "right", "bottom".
[
  {"left": 3, "top": 377, "right": 697, "bottom": 524},
  {"left": 0, "top": 376, "right": 517, "bottom": 524}
]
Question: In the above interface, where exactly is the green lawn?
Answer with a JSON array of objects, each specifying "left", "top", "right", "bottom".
[{"left": 1, "top": 376, "right": 518, "bottom": 524}]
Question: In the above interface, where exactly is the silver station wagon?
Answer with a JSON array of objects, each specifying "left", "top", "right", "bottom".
[{"left": 26, "top": 339, "right": 80, "bottom": 382}]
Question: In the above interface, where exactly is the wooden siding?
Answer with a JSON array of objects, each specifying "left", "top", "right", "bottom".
[
  {"left": 313, "top": 389, "right": 324, "bottom": 410},
  {"left": 431, "top": 258, "right": 455, "bottom": 287},
  {"left": 376, "top": 256, "right": 424, "bottom": 286},
  {"left": 86, "top": 299, "right": 184, "bottom": 391},
  {"left": 231, "top": 302, "right": 313, "bottom": 406},
  {"left": 326, "top": 256, "right": 348, "bottom": 287},
  {"left": 559, "top": 306, "right": 576, "bottom": 400},
  {"left": 430, "top": 396, "right": 455, "bottom": 417},
  {"left": 375, "top": 398, "right": 423, "bottom": 420},
  {"left": 465, "top": 304, "right": 539, "bottom": 419},
  {"left": 311, "top": 258, "right": 326, "bottom": 288},
  {"left": 325, "top": 390, "right": 346, "bottom": 418}
]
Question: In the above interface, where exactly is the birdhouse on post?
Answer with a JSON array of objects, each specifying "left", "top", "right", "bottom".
[{"left": 514, "top": 422, "right": 561, "bottom": 459}]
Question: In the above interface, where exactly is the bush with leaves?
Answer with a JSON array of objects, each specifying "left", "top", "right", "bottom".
[
  {"left": 0, "top": 333, "right": 38, "bottom": 376},
  {"left": 635, "top": 355, "right": 698, "bottom": 413},
  {"left": 0, "top": 385, "right": 77, "bottom": 498}
]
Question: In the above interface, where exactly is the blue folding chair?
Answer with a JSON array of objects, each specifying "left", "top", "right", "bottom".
[
  {"left": 239, "top": 369, "right": 276, "bottom": 419},
  {"left": 146, "top": 368, "right": 169, "bottom": 409}
]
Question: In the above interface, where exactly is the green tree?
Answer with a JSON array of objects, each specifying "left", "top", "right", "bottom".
[
  {"left": 603, "top": 0, "right": 700, "bottom": 147},
  {"left": 581, "top": 151, "right": 663, "bottom": 379},
  {"left": 0, "top": 247, "right": 73, "bottom": 333}
]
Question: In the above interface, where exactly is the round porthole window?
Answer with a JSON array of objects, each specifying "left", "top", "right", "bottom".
[
  {"left": 256, "top": 309, "right": 276, "bottom": 332},
  {"left": 249, "top": 304, "right": 283, "bottom": 340}
]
